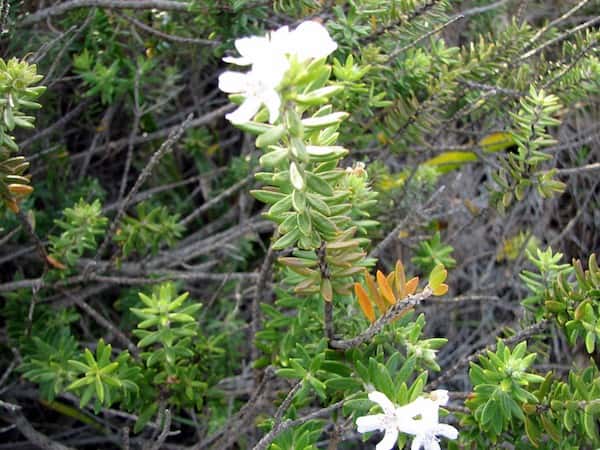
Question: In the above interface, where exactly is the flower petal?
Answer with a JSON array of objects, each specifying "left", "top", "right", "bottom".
[
  {"left": 223, "top": 56, "right": 252, "bottom": 65},
  {"left": 411, "top": 434, "right": 425, "bottom": 450},
  {"left": 396, "top": 398, "right": 428, "bottom": 420},
  {"left": 260, "top": 88, "right": 281, "bottom": 123},
  {"left": 433, "top": 423, "right": 459, "bottom": 440},
  {"left": 291, "top": 21, "right": 337, "bottom": 60},
  {"left": 368, "top": 391, "right": 396, "bottom": 416},
  {"left": 251, "top": 58, "right": 289, "bottom": 87},
  {"left": 225, "top": 96, "right": 261, "bottom": 124},
  {"left": 356, "top": 414, "right": 386, "bottom": 433},
  {"left": 218, "top": 71, "right": 249, "bottom": 93},
  {"left": 235, "top": 36, "right": 270, "bottom": 60},
  {"left": 376, "top": 427, "right": 398, "bottom": 450},
  {"left": 430, "top": 390, "right": 449, "bottom": 406}
]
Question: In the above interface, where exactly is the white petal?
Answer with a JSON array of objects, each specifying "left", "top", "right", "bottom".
[
  {"left": 413, "top": 398, "right": 439, "bottom": 425},
  {"left": 223, "top": 55, "right": 253, "bottom": 65},
  {"left": 411, "top": 434, "right": 425, "bottom": 450},
  {"left": 218, "top": 71, "right": 249, "bottom": 93},
  {"left": 260, "top": 88, "right": 281, "bottom": 123},
  {"left": 396, "top": 398, "right": 427, "bottom": 420},
  {"left": 225, "top": 96, "right": 261, "bottom": 124},
  {"left": 251, "top": 57, "right": 289, "bottom": 87},
  {"left": 376, "top": 428, "right": 398, "bottom": 450},
  {"left": 427, "top": 438, "right": 441, "bottom": 450},
  {"left": 292, "top": 21, "right": 337, "bottom": 60},
  {"left": 433, "top": 424, "right": 459, "bottom": 440},
  {"left": 368, "top": 391, "right": 396, "bottom": 415},
  {"left": 235, "top": 36, "right": 270, "bottom": 60},
  {"left": 356, "top": 414, "right": 386, "bottom": 433},
  {"left": 430, "top": 390, "right": 449, "bottom": 406},
  {"left": 269, "top": 25, "right": 292, "bottom": 53}
]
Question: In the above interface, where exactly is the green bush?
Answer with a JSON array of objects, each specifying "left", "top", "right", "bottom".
[{"left": 1, "top": 1, "right": 599, "bottom": 449}]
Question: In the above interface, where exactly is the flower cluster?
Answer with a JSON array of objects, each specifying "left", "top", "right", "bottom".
[
  {"left": 356, "top": 390, "right": 458, "bottom": 450},
  {"left": 218, "top": 21, "right": 337, "bottom": 124}
]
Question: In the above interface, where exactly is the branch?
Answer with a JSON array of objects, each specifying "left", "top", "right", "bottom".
[
  {"left": 252, "top": 400, "right": 344, "bottom": 450},
  {"left": 93, "top": 113, "right": 194, "bottom": 264},
  {"left": 519, "top": 15, "right": 600, "bottom": 62},
  {"left": 251, "top": 244, "right": 276, "bottom": 364},
  {"left": 553, "top": 162, "right": 600, "bottom": 176},
  {"left": 20, "top": 0, "right": 190, "bottom": 26},
  {"left": 1, "top": 401, "right": 75, "bottom": 450},
  {"left": 121, "top": 13, "right": 219, "bottom": 46},
  {"left": 330, "top": 288, "right": 434, "bottom": 350},
  {"left": 179, "top": 174, "right": 254, "bottom": 227}
]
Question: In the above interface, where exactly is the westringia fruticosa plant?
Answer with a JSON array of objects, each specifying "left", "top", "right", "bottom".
[
  {"left": 2, "top": 2, "right": 600, "bottom": 449},
  {"left": 0, "top": 58, "right": 44, "bottom": 212}
]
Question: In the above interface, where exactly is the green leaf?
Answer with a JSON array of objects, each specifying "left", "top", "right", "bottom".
[
  {"left": 256, "top": 125, "right": 286, "bottom": 148},
  {"left": 260, "top": 147, "right": 289, "bottom": 168},
  {"left": 272, "top": 229, "right": 301, "bottom": 250},
  {"left": 290, "top": 162, "right": 305, "bottom": 190},
  {"left": 428, "top": 264, "right": 447, "bottom": 289}
]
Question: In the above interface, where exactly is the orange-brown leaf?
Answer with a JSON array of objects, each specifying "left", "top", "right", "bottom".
[
  {"left": 355, "top": 283, "right": 375, "bottom": 323},
  {"left": 405, "top": 277, "right": 419, "bottom": 296},
  {"left": 377, "top": 270, "right": 396, "bottom": 305},
  {"left": 46, "top": 255, "right": 67, "bottom": 270},
  {"left": 365, "top": 270, "right": 387, "bottom": 313},
  {"left": 8, "top": 184, "right": 33, "bottom": 196},
  {"left": 6, "top": 198, "right": 19, "bottom": 213}
]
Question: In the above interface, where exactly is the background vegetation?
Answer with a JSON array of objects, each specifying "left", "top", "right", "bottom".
[{"left": 0, "top": 0, "right": 598, "bottom": 449}]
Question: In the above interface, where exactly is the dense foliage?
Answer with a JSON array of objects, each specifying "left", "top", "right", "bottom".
[{"left": 0, "top": 0, "right": 598, "bottom": 449}]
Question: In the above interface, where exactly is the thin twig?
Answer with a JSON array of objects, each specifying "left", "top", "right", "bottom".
[
  {"left": 179, "top": 174, "right": 254, "bottom": 227},
  {"left": 527, "top": 0, "right": 593, "bottom": 47},
  {"left": 251, "top": 244, "right": 276, "bottom": 364},
  {"left": 93, "top": 113, "right": 194, "bottom": 264},
  {"left": 252, "top": 400, "right": 344, "bottom": 450},
  {"left": 519, "top": 15, "right": 600, "bottom": 62},
  {"left": 121, "top": 13, "right": 219, "bottom": 45},
  {"left": 149, "top": 409, "right": 172, "bottom": 450},
  {"left": 553, "top": 162, "right": 600, "bottom": 176},
  {"left": 66, "top": 290, "right": 140, "bottom": 358},
  {"left": 390, "top": 14, "right": 464, "bottom": 58},
  {"left": 20, "top": 0, "right": 191, "bottom": 25}
]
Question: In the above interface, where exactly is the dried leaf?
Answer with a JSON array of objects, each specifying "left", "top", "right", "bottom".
[
  {"left": 355, "top": 283, "right": 375, "bottom": 323},
  {"left": 377, "top": 270, "right": 396, "bottom": 304}
]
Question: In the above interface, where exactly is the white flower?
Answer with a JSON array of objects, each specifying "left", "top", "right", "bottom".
[
  {"left": 223, "top": 22, "right": 336, "bottom": 67},
  {"left": 288, "top": 21, "right": 337, "bottom": 61},
  {"left": 356, "top": 391, "right": 402, "bottom": 450},
  {"left": 356, "top": 390, "right": 458, "bottom": 450},
  {"left": 396, "top": 390, "right": 459, "bottom": 450},
  {"left": 219, "top": 21, "right": 337, "bottom": 124},
  {"left": 218, "top": 65, "right": 284, "bottom": 124}
]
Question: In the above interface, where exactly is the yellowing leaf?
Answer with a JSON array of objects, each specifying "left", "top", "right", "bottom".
[
  {"left": 377, "top": 270, "right": 396, "bottom": 305},
  {"left": 480, "top": 131, "right": 515, "bottom": 153},
  {"left": 394, "top": 260, "right": 406, "bottom": 298},
  {"left": 428, "top": 263, "right": 447, "bottom": 289},
  {"left": 432, "top": 283, "right": 448, "bottom": 296},
  {"left": 423, "top": 151, "right": 478, "bottom": 173},
  {"left": 355, "top": 283, "right": 375, "bottom": 323},
  {"left": 321, "top": 278, "right": 333, "bottom": 302}
]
